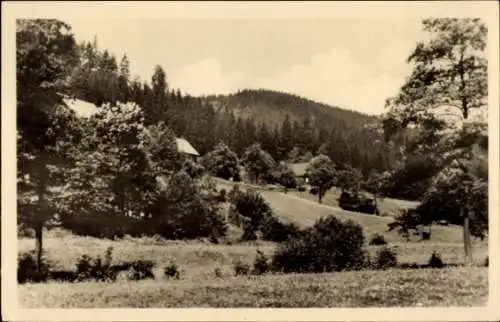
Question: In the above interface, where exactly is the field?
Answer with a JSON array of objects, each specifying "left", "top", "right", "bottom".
[
  {"left": 18, "top": 179, "right": 488, "bottom": 308},
  {"left": 215, "top": 178, "right": 467, "bottom": 243},
  {"left": 20, "top": 266, "right": 488, "bottom": 308}
]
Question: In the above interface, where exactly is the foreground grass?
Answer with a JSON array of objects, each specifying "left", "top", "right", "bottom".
[
  {"left": 19, "top": 267, "right": 488, "bottom": 308},
  {"left": 18, "top": 232, "right": 488, "bottom": 278},
  {"left": 215, "top": 178, "right": 465, "bottom": 243},
  {"left": 18, "top": 231, "right": 276, "bottom": 277}
]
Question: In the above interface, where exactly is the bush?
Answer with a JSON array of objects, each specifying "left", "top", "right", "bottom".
[
  {"left": 232, "top": 189, "right": 274, "bottom": 240},
  {"left": 428, "top": 251, "right": 445, "bottom": 268},
  {"left": 375, "top": 246, "right": 398, "bottom": 270},
  {"left": 182, "top": 158, "right": 205, "bottom": 179},
  {"left": 368, "top": 233, "right": 388, "bottom": 245},
  {"left": 18, "top": 251, "right": 51, "bottom": 284},
  {"left": 202, "top": 143, "right": 241, "bottom": 181},
  {"left": 484, "top": 256, "right": 489, "bottom": 267},
  {"left": 233, "top": 260, "right": 251, "bottom": 276},
  {"left": 240, "top": 220, "right": 258, "bottom": 241},
  {"left": 216, "top": 189, "right": 227, "bottom": 202},
  {"left": 260, "top": 216, "right": 301, "bottom": 242},
  {"left": 231, "top": 189, "right": 273, "bottom": 225},
  {"left": 252, "top": 250, "right": 270, "bottom": 275},
  {"left": 214, "top": 267, "right": 223, "bottom": 278},
  {"left": 228, "top": 184, "right": 242, "bottom": 203},
  {"left": 151, "top": 171, "right": 222, "bottom": 240},
  {"left": 75, "top": 247, "right": 116, "bottom": 282},
  {"left": 164, "top": 262, "right": 180, "bottom": 279},
  {"left": 271, "top": 215, "right": 366, "bottom": 273}
]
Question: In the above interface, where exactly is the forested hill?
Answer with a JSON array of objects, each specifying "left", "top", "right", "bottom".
[
  {"left": 66, "top": 35, "right": 401, "bottom": 177},
  {"left": 205, "top": 89, "right": 378, "bottom": 132}
]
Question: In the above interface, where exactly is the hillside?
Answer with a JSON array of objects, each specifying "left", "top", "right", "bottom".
[
  {"left": 205, "top": 89, "right": 378, "bottom": 131},
  {"left": 213, "top": 178, "right": 473, "bottom": 244}
]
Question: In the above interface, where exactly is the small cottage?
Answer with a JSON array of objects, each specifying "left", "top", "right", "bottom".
[
  {"left": 175, "top": 137, "right": 200, "bottom": 161},
  {"left": 290, "top": 162, "right": 310, "bottom": 183},
  {"left": 61, "top": 95, "right": 200, "bottom": 159}
]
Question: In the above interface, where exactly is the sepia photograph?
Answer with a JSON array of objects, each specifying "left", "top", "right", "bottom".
[{"left": 2, "top": 1, "right": 499, "bottom": 321}]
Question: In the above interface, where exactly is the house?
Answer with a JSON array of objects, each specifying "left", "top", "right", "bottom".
[
  {"left": 60, "top": 95, "right": 200, "bottom": 159},
  {"left": 290, "top": 162, "right": 310, "bottom": 183},
  {"left": 175, "top": 137, "right": 200, "bottom": 160}
]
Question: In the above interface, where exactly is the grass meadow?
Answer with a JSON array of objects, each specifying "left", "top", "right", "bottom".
[
  {"left": 19, "top": 252, "right": 488, "bottom": 308},
  {"left": 18, "top": 179, "right": 488, "bottom": 308}
]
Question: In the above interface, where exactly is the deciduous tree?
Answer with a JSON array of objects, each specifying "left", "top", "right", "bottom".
[
  {"left": 383, "top": 18, "right": 488, "bottom": 263},
  {"left": 306, "top": 155, "right": 336, "bottom": 204}
]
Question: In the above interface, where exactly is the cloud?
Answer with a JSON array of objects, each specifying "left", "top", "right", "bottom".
[
  {"left": 252, "top": 47, "right": 409, "bottom": 115},
  {"left": 169, "top": 47, "right": 412, "bottom": 115},
  {"left": 169, "top": 58, "right": 246, "bottom": 96}
]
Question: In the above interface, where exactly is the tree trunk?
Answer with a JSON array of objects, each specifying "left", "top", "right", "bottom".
[
  {"left": 318, "top": 192, "right": 323, "bottom": 204},
  {"left": 35, "top": 162, "right": 48, "bottom": 273},
  {"left": 462, "top": 208, "right": 473, "bottom": 265},
  {"left": 35, "top": 222, "right": 43, "bottom": 273}
]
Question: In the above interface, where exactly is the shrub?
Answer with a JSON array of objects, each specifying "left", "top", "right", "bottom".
[
  {"left": 368, "top": 233, "right": 388, "bottom": 245},
  {"left": 271, "top": 215, "right": 366, "bottom": 273},
  {"left": 182, "top": 158, "right": 205, "bottom": 179},
  {"left": 297, "top": 185, "right": 306, "bottom": 192},
  {"left": 48, "top": 270, "right": 79, "bottom": 282},
  {"left": 216, "top": 189, "right": 227, "bottom": 202},
  {"left": 75, "top": 247, "right": 116, "bottom": 282},
  {"left": 150, "top": 171, "right": 223, "bottom": 240},
  {"left": 202, "top": 143, "right": 241, "bottom": 181},
  {"left": 260, "top": 216, "right": 301, "bottom": 242},
  {"left": 252, "top": 250, "right": 270, "bottom": 275},
  {"left": 231, "top": 189, "right": 273, "bottom": 225},
  {"left": 164, "top": 262, "right": 180, "bottom": 279},
  {"left": 232, "top": 189, "right": 274, "bottom": 240},
  {"left": 18, "top": 251, "right": 51, "bottom": 284},
  {"left": 214, "top": 267, "right": 223, "bottom": 278},
  {"left": 428, "top": 251, "right": 445, "bottom": 268},
  {"left": 375, "top": 246, "right": 398, "bottom": 270},
  {"left": 233, "top": 260, "right": 251, "bottom": 276},
  {"left": 228, "top": 184, "right": 242, "bottom": 203},
  {"left": 240, "top": 220, "right": 258, "bottom": 241},
  {"left": 484, "top": 256, "right": 489, "bottom": 267}
]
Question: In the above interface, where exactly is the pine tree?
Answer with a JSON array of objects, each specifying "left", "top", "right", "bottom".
[{"left": 117, "top": 54, "right": 130, "bottom": 103}]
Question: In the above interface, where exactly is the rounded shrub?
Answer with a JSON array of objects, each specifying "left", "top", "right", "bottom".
[
  {"left": 271, "top": 215, "right": 366, "bottom": 273},
  {"left": 164, "top": 262, "right": 180, "bottom": 279},
  {"left": 252, "top": 250, "right": 270, "bottom": 275},
  {"left": 428, "top": 251, "right": 445, "bottom": 268},
  {"left": 214, "top": 267, "right": 223, "bottom": 278},
  {"left": 233, "top": 260, "right": 251, "bottom": 276},
  {"left": 375, "top": 246, "right": 398, "bottom": 270},
  {"left": 368, "top": 233, "right": 388, "bottom": 245},
  {"left": 18, "top": 251, "right": 51, "bottom": 284},
  {"left": 260, "top": 215, "right": 301, "bottom": 242}
]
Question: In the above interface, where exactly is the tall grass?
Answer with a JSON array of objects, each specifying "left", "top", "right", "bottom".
[{"left": 20, "top": 267, "right": 488, "bottom": 308}]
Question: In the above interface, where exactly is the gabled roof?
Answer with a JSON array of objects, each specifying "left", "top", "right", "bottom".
[
  {"left": 59, "top": 95, "right": 200, "bottom": 156},
  {"left": 59, "top": 95, "right": 100, "bottom": 118},
  {"left": 175, "top": 137, "right": 200, "bottom": 156}
]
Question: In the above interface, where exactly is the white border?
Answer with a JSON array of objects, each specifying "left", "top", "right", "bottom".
[{"left": 2, "top": 1, "right": 499, "bottom": 321}]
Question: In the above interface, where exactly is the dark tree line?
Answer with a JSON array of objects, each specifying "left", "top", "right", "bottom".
[{"left": 66, "top": 34, "right": 430, "bottom": 200}]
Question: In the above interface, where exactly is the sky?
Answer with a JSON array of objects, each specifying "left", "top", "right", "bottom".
[{"left": 65, "top": 18, "right": 429, "bottom": 115}]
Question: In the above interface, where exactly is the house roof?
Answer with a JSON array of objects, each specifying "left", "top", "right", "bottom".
[
  {"left": 290, "top": 162, "right": 309, "bottom": 177},
  {"left": 59, "top": 95, "right": 200, "bottom": 156},
  {"left": 175, "top": 137, "right": 200, "bottom": 156},
  {"left": 62, "top": 96, "right": 100, "bottom": 118}
]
